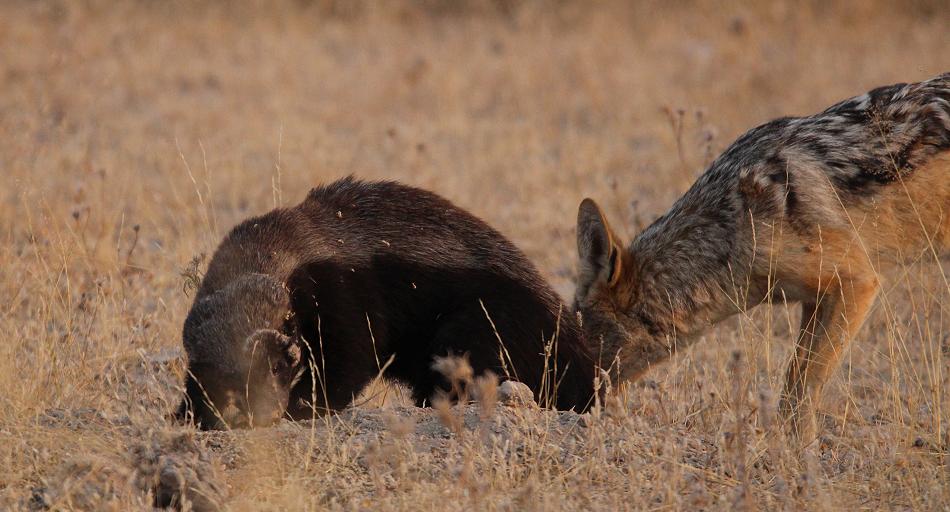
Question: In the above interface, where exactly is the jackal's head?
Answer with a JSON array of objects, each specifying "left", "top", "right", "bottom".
[
  {"left": 177, "top": 274, "right": 304, "bottom": 430},
  {"left": 574, "top": 199, "right": 662, "bottom": 382}
]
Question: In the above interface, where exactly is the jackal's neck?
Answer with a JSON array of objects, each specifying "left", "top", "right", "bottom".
[{"left": 627, "top": 186, "right": 752, "bottom": 341}]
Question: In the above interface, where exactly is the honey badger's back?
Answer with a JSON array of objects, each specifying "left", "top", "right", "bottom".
[
  {"left": 198, "top": 177, "right": 556, "bottom": 291},
  {"left": 300, "top": 177, "right": 541, "bottom": 272},
  {"left": 181, "top": 178, "right": 595, "bottom": 428}
]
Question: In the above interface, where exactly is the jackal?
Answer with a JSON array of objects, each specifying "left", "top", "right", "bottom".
[
  {"left": 178, "top": 178, "right": 595, "bottom": 429},
  {"left": 575, "top": 73, "right": 950, "bottom": 440}
]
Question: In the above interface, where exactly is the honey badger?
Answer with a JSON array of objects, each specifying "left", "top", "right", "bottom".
[{"left": 177, "top": 177, "right": 597, "bottom": 429}]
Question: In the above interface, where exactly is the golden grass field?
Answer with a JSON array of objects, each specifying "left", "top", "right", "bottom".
[{"left": 2, "top": 1, "right": 949, "bottom": 509}]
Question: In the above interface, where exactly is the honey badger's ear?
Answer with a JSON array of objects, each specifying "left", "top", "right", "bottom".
[
  {"left": 246, "top": 329, "right": 302, "bottom": 377},
  {"left": 577, "top": 198, "right": 624, "bottom": 290}
]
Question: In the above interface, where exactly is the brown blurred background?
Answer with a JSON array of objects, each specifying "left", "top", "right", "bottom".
[{"left": 1, "top": 2, "right": 948, "bottom": 508}]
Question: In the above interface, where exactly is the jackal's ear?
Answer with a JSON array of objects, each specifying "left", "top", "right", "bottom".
[{"left": 577, "top": 198, "right": 624, "bottom": 290}]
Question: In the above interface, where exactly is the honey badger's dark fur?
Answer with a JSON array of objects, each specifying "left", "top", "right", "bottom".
[{"left": 178, "top": 178, "right": 596, "bottom": 429}]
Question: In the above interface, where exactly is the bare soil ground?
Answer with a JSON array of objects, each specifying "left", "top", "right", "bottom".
[{"left": 1, "top": 1, "right": 949, "bottom": 509}]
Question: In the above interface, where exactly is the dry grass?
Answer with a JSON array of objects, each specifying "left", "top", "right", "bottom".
[{"left": 1, "top": 1, "right": 949, "bottom": 509}]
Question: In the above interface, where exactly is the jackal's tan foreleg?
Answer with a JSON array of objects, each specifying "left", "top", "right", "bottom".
[{"left": 780, "top": 278, "right": 879, "bottom": 441}]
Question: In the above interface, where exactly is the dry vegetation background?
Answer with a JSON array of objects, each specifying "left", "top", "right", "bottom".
[{"left": 1, "top": 0, "right": 949, "bottom": 509}]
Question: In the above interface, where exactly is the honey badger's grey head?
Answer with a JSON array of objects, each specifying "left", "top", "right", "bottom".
[{"left": 177, "top": 273, "right": 304, "bottom": 430}]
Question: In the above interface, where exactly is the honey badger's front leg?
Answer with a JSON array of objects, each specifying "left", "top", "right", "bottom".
[{"left": 779, "top": 276, "right": 879, "bottom": 442}]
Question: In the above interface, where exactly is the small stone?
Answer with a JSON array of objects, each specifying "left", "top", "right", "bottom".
[{"left": 498, "top": 381, "right": 536, "bottom": 407}]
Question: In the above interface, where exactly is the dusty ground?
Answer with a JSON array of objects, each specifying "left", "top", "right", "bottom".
[{"left": 1, "top": 0, "right": 949, "bottom": 509}]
